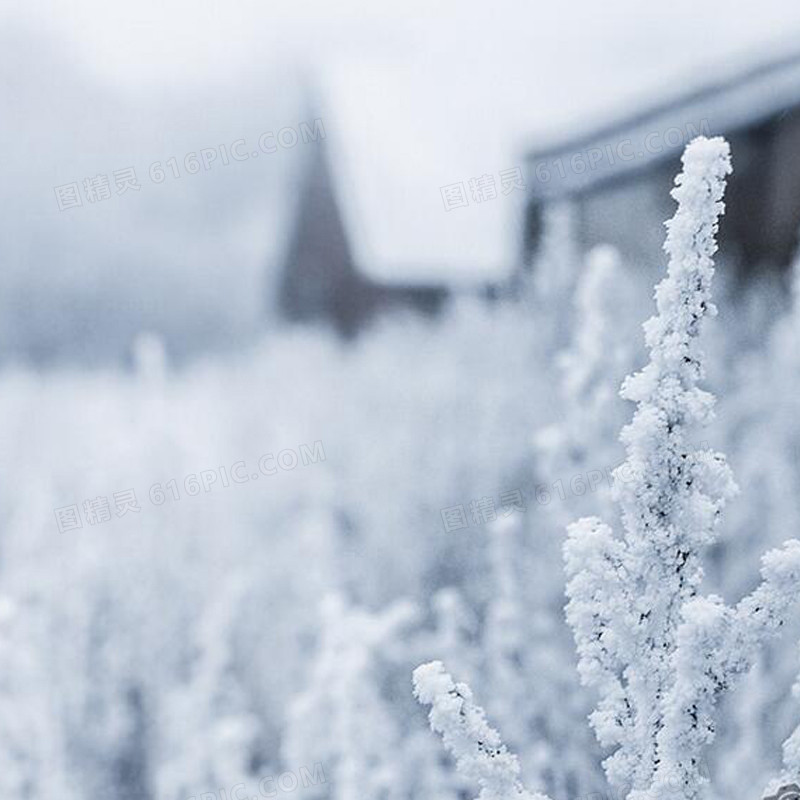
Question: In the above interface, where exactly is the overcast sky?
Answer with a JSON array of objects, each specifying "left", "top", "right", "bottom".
[{"left": 6, "top": 0, "right": 800, "bottom": 112}]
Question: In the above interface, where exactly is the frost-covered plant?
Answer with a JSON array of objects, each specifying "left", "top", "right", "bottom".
[
  {"left": 483, "top": 516, "right": 603, "bottom": 799},
  {"left": 412, "top": 518, "right": 599, "bottom": 800},
  {"left": 428, "top": 588, "right": 480, "bottom": 688},
  {"left": 766, "top": 646, "right": 800, "bottom": 796},
  {"left": 564, "top": 136, "right": 800, "bottom": 800},
  {"left": 483, "top": 517, "right": 531, "bottom": 758},
  {"left": 284, "top": 594, "right": 417, "bottom": 800},
  {"left": 527, "top": 200, "right": 581, "bottom": 355},
  {"left": 711, "top": 239, "right": 800, "bottom": 796},
  {"left": 501, "top": 245, "right": 640, "bottom": 800},
  {"left": 156, "top": 578, "right": 262, "bottom": 800},
  {"left": 518, "top": 247, "right": 640, "bottom": 799},
  {"left": 649, "top": 542, "right": 800, "bottom": 800},
  {"left": 536, "top": 243, "right": 639, "bottom": 498},
  {"left": 413, "top": 661, "right": 550, "bottom": 800},
  {"left": 718, "top": 250, "right": 800, "bottom": 598},
  {"left": 0, "top": 593, "right": 78, "bottom": 799}
]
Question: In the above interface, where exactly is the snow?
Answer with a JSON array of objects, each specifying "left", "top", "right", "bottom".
[
  {"left": 413, "top": 661, "right": 547, "bottom": 800},
  {"left": 320, "top": 59, "right": 526, "bottom": 285},
  {"left": 8, "top": 5, "right": 800, "bottom": 795},
  {"left": 527, "top": 43, "right": 800, "bottom": 199},
  {"left": 560, "top": 138, "right": 800, "bottom": 800}
]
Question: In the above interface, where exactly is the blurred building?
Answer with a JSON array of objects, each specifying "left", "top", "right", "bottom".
[
  {"left": 277, "top": 141, "right": 449, "bottom": 337},
  {"left": 273, "top": 65, "right": 524, "bottom": 337},
  {"left": 277, "top": 48, "right": 800, "bottom": 338},
  {"left": 523, "top": 48, "right": 800, "bottom": 278}
]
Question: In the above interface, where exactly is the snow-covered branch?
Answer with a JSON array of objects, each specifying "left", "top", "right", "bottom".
[
  {"left": 286, "top": 595, "right": 417, "bottom": 800},
  {"left": 413, "top": 661, "right": 550, "bottom": 800},
  {"left": 566, "top": 136, "right": 736, "bottom": 792},
  {"left": 565, "top": 136, "right": 800, "bottom": 800}
]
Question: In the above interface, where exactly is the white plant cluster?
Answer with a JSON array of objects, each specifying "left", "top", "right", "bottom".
[
  {"left": 781, "top": 665, "right": 800, "bottom": 786},
  {"left": 564, "top": 137, "right": 800, "bottom": 800},
  {"left": 710, "top": 212, "right": 800, "bottom": 797},
  {"left": 528, "top": 200, "right": 581, "bottom": 354},
  {"left": 478, "top": 245, "right": 640, "bottom": 800},
  {"left": 536, "top": 243, "right": 639, "bottom": 495},
  {"left": 284, "top": 594, "right": 417, "bottom": 800},
  {"left": 413, "top": 137, "right": 800, "bottom": 800},
  {"left": 483, "top": 513, "right": 603, "bottom": 799},
  {"left": 8, "top": 129, "right": 800, "bottom": 800},
  {"left": 413, "top": 661, "right": 550, "bottom": 800},
  {"left": 483, "top": 518, "right": 531, "bottom": 761},
  {"left": 157, "top": 579, "right": 262, "bottom": 800},
  {"left": 0, "top": 594, "right": 77, "bottom": 800}
]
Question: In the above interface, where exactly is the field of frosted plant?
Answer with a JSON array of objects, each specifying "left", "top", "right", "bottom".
[{"left": 3, "top": 137, "right": 800, "bottom": 800}]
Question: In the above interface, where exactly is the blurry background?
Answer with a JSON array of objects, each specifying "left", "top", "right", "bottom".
[
  {"left": 4, "top": 2, "right": 800, "bottom": 799},
  {"left": 4, "top": 0, "right": 800, "bottom": 362}
]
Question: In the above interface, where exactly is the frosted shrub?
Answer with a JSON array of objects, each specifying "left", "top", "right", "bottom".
[
  {"left": 710, "top": 222, "right": 800, "bottom": 796},
  {"left": 564, "top": 137, "right": 800, "bottom": 800},
  {"left": 483, "top": 516, "right": 603, "bottom": 799},
  {"left": 483, "top": 518, "right": 530, "bottom": 760},
  {"left": 779, "top": 672, "right": 800, "bottom": 789},
  {"left": 0, "top": 594, "right": 77, "bottom": 799},
  {"left": 771, "top": 648, "right": 800, "bottom": 792},
  {"left": 535, "top": 243, "right": 639, "bottom": 500},
  {"left": 414, "top": 137, "right": 800, "bottom": 800},
  {"left": 527, "top": 200, "right": 580, "bottom": 354},
  {"left": 428, "top": 588, "right": 480, "bottom": 688},
  {"left": 512, "top": 244, "right": 640, "bottom": 798},
  {"left": 413, "top": 661, "right": 548, "bottom": 800},
  {"left": 157, "top": 579, "right": 262, "bottom": 800},
  {"left": 284, "top": 594, "right": 417, "bottom": 800},
  {"left": 718, "top": 248, "right": 800, "bottom": 598}
]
